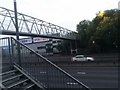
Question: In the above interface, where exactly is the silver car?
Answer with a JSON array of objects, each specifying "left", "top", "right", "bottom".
[{"left": 72, "top": 55, "right": 94, "bottom": 62}]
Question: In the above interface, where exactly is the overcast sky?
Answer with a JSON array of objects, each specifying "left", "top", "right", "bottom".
[{"left": 0, "top": 0, "right": 119, "bottom": 31}]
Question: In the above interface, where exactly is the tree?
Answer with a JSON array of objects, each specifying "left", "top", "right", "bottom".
[
  {"left": 92, "top": 9, "right": 120, "bottom": 52},
  {"left": 76, "top": 20, "right": 91, "bottom": 48},
  {"left": 76, "top": 9, "right": 120, "bottom": 53}
]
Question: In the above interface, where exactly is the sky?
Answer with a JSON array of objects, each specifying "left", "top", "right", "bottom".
[{"left": 0, "top": 0, "right": 119, "bottom": 32}]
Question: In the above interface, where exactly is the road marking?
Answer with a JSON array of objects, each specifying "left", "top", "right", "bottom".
[
  {"left": 77, "top": 72, "right": 86, "bottom": 75},
  {"left": 67, "top": 82, "right": 78, "bottom": 85},
  {"left": 40, "top": 72, "right": 46, "bottom": 74}
]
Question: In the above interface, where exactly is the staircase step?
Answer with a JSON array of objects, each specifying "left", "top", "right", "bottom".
[
  {"left": 0, "top": 65, "right": 13, "bottom": 73},
  {"left": 6, "top": 78, "right": 29, "bottom": 89},
  {"left": 22, "top": 82, "right": 35, "bottom": 90},
  {"left": 0, "top": 70, "right": 17, "bottom": 76},
  {"left": 2, "top": 74, "right": 23, "bottom": 83}
]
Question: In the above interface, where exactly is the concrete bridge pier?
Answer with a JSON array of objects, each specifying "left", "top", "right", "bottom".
[{"left": 70, "top": 40, "right": 78, "bottom": 55}]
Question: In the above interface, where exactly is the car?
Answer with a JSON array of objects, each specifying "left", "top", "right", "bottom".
[{"left": 72, "top": 55, "right": 94, "bottom": 62}]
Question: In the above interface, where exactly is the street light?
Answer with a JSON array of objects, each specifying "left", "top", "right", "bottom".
[
  {"left": 13, "top": 0, "right": 21, "bottom": 66},
  {"left": 14, "top": 0, "right": 19, "bottom": 40}
]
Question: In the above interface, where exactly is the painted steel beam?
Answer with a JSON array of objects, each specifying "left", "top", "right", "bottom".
[{"left": 1, "top": 30, "right": 75, "bottom": 40}]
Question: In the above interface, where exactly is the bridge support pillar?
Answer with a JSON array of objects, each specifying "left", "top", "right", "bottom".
[{"left": 70, "top": 40, "right": 78, "bottom": 55}]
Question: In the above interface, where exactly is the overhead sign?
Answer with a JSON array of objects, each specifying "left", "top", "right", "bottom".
[
  {"left": 19, "top": 37, "right": 49, "bottom": 44},
  {"left": 19, "top": 38, "right": 32, "bottom": 44},
  {"left": 33, "top": 37, "right": 49, "bottom": 43}
]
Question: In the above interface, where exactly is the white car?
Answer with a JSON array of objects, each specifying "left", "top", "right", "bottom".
[{"left": 72, "top": 55, "right": 94, "bottom": 62}]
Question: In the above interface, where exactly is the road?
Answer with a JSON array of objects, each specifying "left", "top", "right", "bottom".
[
  {"left": 61, "top": 66, "right": 119, "bottom": 89},
  {"left": 22, "top": 61, "right": 119, "bottom": 89},
  {"left": 45, "top": 53, "right": 119, "bottom": 89},
  {"left": 44, "top": 53, "right": 119, "bottom": 89},
  {"left": 1, "top": 53, "right": 119, "bottom": 89}
]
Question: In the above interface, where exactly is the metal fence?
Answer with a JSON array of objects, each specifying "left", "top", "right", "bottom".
[
  {"left": 0, "top": 37, "right": 13, "bottom": 73},
  {"left": 1, "top": 37, "right": 91, "bottom": 89}
]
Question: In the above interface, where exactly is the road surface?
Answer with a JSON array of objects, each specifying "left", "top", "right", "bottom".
[{"left": 61, "top": 66, "right": 119, "bottom": 89}]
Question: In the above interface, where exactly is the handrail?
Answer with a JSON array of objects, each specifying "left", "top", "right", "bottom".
[
  {"left": 0, "top": 37, "right": 9, "bottom": 40},
  {"left": 11, "top": 37, "right": 91, "bottom": 90}
]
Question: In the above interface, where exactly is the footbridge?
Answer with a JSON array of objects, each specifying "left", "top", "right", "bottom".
[
  {"left": 0, "top": 7, "right": 91, "bottom": 90},
  {"left": 0, "top": 7, "right": 76, "bottom": 40}
]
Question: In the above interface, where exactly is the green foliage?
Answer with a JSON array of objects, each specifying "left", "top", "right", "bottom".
[
  {"left": 76, "top": 20, "right": 92, "bottom": 48},
  {"left": 76, "top": 9, "right": 120, "bottom": 53}
]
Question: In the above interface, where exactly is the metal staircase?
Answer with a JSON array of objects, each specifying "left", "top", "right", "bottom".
[
  {"left": 0, "top": 37, "right": 91, "bottom": 90},
  {"left": 0, "top": 64, "right": 45, "bottom": 90}
]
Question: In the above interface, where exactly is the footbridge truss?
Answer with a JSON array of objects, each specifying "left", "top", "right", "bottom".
[{"left": 0, "top": 7, "right": 76, "bottom": 40}]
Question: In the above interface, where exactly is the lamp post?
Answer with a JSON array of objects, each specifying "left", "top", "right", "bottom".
[
  {"left": 14, "top": 0, "right": 19, "bottom": 40},
  {"left": 14, "top": 0, "right": 21, "bottom": 66}
]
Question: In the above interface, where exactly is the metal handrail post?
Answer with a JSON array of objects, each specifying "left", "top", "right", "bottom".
[
  {"left": 8, "top": 37, "right": 12, "bottom": 67},
  {"left": 10, "top": 37, "right": 14, "bottom": 66}
]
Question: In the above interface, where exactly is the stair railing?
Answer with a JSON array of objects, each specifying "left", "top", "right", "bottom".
[{"left": 1, "top": 37, "right": 91, "bottom": 89}]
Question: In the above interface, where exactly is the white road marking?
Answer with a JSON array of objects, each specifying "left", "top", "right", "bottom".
[
  {"left": 40, "top": 72, "right": 46, "bottom": 74},
  {"left": 77, "top": 72, "right": 86, "bottom": 75},
  {"left": 67, "top": 82, "right": 78, "bottom": 85}
]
